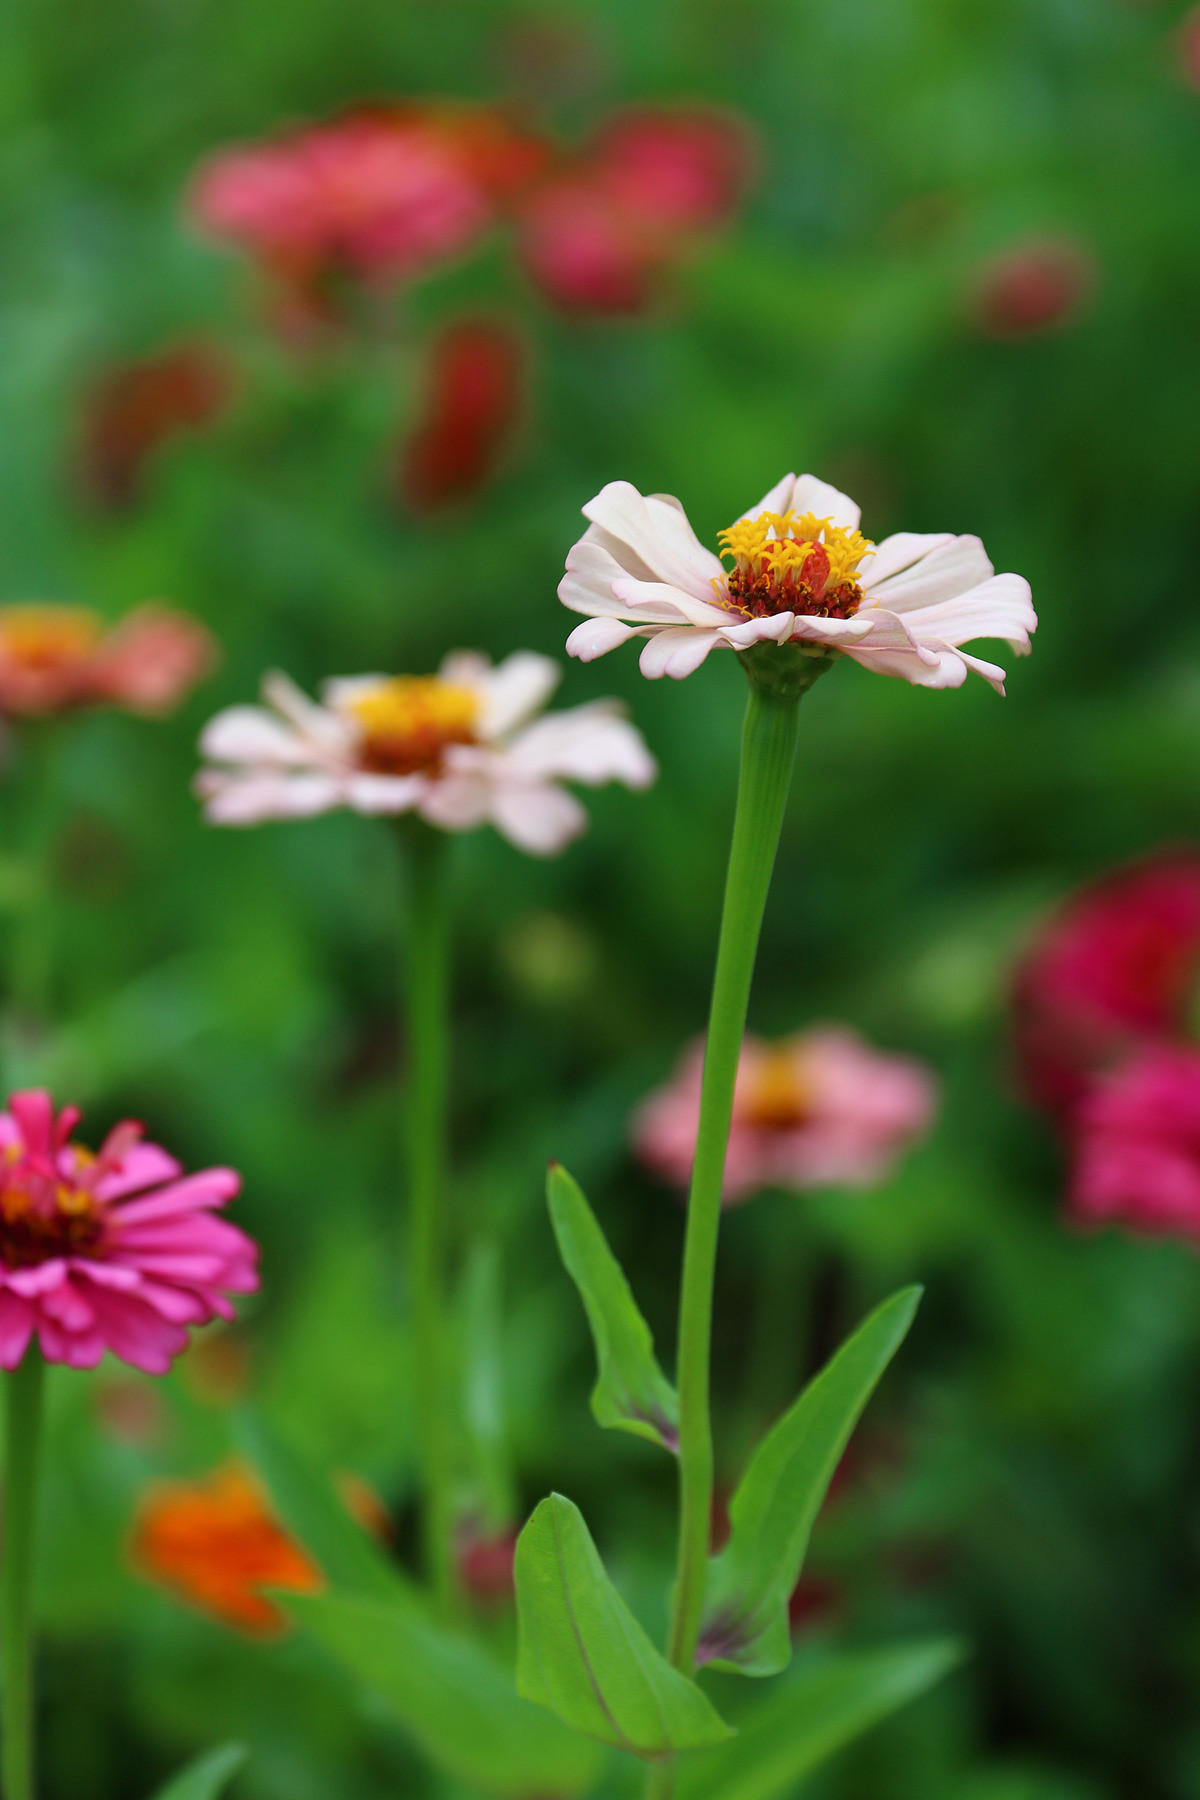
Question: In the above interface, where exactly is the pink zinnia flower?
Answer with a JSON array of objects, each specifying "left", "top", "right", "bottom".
[
  {"left": 0, "top": 1090, "right": 257, "bottom": 1373},
  {"left": 1070, "top": 1044, "right": 1200, "bottom": 1240},
  {"left": 633, "top": 1027, "right": 937, "bottom": 1203},
  {"left": 1013, "top": 850, "right": 1200, "bottom": 1118},
  {"left": 189, "top": 105, "right": 547, "bottom": 302},
  {"left": 517, "top": 106, "right": 753, "bottom": 315},
  {"left": 0, "top": 603, "right": 217, "bottom": 719}
]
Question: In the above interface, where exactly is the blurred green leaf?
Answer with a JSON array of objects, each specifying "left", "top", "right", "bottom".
[
  {"left": 288, "top": 1589, "right": 601, "bottom": 1796},
  {"left": 677, "top": 1641, "right": 964, "bottom": 1800},
  {"left": 235, "top": 1410, "right": 410, "bottom": 1602},
  {"left": 148, "top": 1743, "right": 248, "bottom": 1800},
  {"left": 546, "top": 1161, "right": 679, "bottom": 1451},
  {"left": 516, "top": 1492, "right": 731, "bottom": 1758},
  {"left": 701, "top": 1287, "right": 922, "bottom": 1676}
]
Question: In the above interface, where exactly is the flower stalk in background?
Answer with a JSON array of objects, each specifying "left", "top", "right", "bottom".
[
  {"left": 634, "top": 1025, "right": 937, "bottom": 1202},
  {"left": 0, "top": 1090, "right": 255, "bottom": 1800},
  {"left": 198, "top": 651, "right": 654, "bottom": 1610}
]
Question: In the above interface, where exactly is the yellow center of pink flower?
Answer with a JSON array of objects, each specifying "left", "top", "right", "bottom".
[
  {"left": 346, "top": 676, "right": 481, "bottom": 775},
  {"left": 0, "top": 606, "right": 104, "bottom": 672},
  {"left": 741, "top": 1048, "right": 813, "bottom": 1131},
  {"left": 0, "top": 1165, "right": 104, "bottom": 1268},
  {"left": 717, "top": 511, "right": 874, "bottom": 622}
]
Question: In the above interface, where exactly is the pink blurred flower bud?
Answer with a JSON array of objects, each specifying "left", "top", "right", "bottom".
[
  {"left": 1070, "top": 1043, "right": 1200, "bottom": 1240},
  {"left": 970, "top": 237, "right": 1094, "bottom": 338},
  {"left": 633, "top": 1026, "right": 937, "bottom": 1204},
  {"left": 1013, "top": 850, "right": 1200, "bottom": 1119},
  {"left": 517, "top": 105, "right": 755, "bottom": 316}
]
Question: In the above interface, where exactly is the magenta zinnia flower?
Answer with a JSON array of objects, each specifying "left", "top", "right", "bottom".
[
  {"left": 1070, "top": 1044, "right": 1200, "bottom": 1240},
  {"left": 0, "top": 1091, "right": 257, "bottom": 1373}
]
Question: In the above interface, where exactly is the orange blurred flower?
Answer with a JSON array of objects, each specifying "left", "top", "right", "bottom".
[
  {"left": 78, "top": 341, "right": 233, "bottom": 509},
  {"left": 0, "top": 603, "right": 216, "bottom": 718},
  {"left": 131, "top": 1463, "right": 322, "bottom": 1634},
  {"left": 399, "top": 319, "right": 525, "bottom": 511}
]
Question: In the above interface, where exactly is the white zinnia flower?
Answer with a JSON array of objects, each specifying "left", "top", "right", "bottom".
[
  {"left": 196, "top": 650, "right": 656, "bottom": 855},
  {"left": 560, "top": 472, "right": 1036, "bottom": 691}
]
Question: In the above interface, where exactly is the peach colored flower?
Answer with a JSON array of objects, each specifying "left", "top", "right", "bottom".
[
  {"left": 132, "top": 1463, "right": 321, "bottom": 1634},
  {"left": 633, "top": 1027, "right": 938, "bottom": 1203},
  {"left": 196, "top": 650, "right": 656, "bottom": 855},
  {"left": 0, "top": 603, "right": 216, "bottom": 718},
  {"left": 561, "top": 472, "right": 1035, "bottom": 690},
  {"left": 0, "top": 1089, "right": 257, "bottom": 1373}
]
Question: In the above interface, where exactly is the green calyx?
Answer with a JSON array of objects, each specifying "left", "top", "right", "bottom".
[{"left": 738, "top": 639, "right": 838, "bottom": 699}]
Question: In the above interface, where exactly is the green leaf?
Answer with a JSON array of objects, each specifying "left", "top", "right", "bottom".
[
  {"left": 546, "top": 1162, "right": 679, "bottom": 1452},
  {"left": 677, "top": 1640, "right": 963, "bottom": 1800},
  {"left": 288, "top": 1590, "right": 601, "bottom": 1797},
  {"left": 516, "top": 1492, "right": 732, "bottom": 1759},
  {"left": 234, "top": 1410, "right": 410, "bottom": 1603},
  {"left": 149, "top": 1744, "right": 248, "bottom": 1800},
  {"left": 700, "top": 1287, "right": 921, "bottom": 1676}
]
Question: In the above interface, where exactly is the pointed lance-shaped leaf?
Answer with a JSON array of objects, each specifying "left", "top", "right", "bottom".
[
  {"left": 546, "top": 1162, "right": 678, "bottom": 1452},
  {"left": 289, "top": 1589, "right": 601, "bottom": 1796},
  {"left": 677, "top": 1639, "right": 963, "bottom": 1800},
  {"left": 149, "top": 1744, "right": 248, "bottom": 1800},
  {"left": 516, "top": 1493, "right": 732, "bottom": 1759},
  {"left": 699, "top": 1287, "right": 921, "bottom": 1677}
]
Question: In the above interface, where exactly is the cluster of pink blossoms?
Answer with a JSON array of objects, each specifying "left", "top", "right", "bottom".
[
  {"left": 0, "top": 1091, "right": 256, "bottom": 1373},
  {"left": 1014, "top": 851, "right": 1200, "bottom": 1240}
]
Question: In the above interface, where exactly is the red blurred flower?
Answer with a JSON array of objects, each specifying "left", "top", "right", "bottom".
[
  {"left": 517, "top": 106, "right": 755, "bottom": 315},
  {"left": 0, "top": 603, "right": 217, "bottom": 718},
  {"left": 1013, "top": 851, "right": 1200, "bottom": 1118},
  {"left": 1179, "top": 6, "right": 1200, "bottom": 91},
  {"left": 970, "top": 237, "right": 1093, "bottom": 339},
  {"left": 1071, "top": 1043, "right": 1200, "bottom": 1240},
  {"left": 189, "top": 104, "right": 548, "bottom": 316},
  {"left": 456, "top": 1525, "right": 517, "bottom": 1603},
  {"left": 78, "top": 341, "right": 233, "bottom": 509},
  {"left": 399, "top": 319, "right": 525, "bottom": 511}
]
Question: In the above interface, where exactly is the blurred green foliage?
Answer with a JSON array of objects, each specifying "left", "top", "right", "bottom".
[{"left": 1, "top": 0, "right": 1200, "bottom": 1795}]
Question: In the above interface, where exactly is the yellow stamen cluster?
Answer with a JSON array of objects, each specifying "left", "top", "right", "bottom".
[
  {"left": 346, "top": 676, "right": 481, "bottom": 776},
  {"left": 0, "top": 606, "right": 104, "bottom": 670},
  {"left": 742, "top": 1049, "right": 812, "bottom": 1131},
  {"left": 715, "top": 510, "right": 875, "bottom": 622}
]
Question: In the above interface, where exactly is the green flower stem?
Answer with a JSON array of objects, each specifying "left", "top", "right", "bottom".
[
  {"left": 402, "top": 824, "right": 459, "bottom": 1612},
  {"left": 2, "top": 1351, "right": 44, "bottom": 1800},
  {"left": 666, "top": 676, "right": 810, "bottom": 1681}
]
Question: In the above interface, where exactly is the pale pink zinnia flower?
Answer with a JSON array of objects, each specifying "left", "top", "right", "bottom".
[
  {"left": 0, "top": 603, "right": 216, "bottom": 719},
  {"left": 633, "top": 1027, "right": 938, "bottom": 1203},
  {"left": 0, "top": 1090, "right": 257, "bottom": 1373},
  {"left": 1070, "top": 1044, "right": 1200, "bottom": 1241},
  {"left": 560, "top": 472, "right": 1035, "bottom": 690},
  {"left": 196, "top": 650, "right": 656, "bottom": 856}
]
